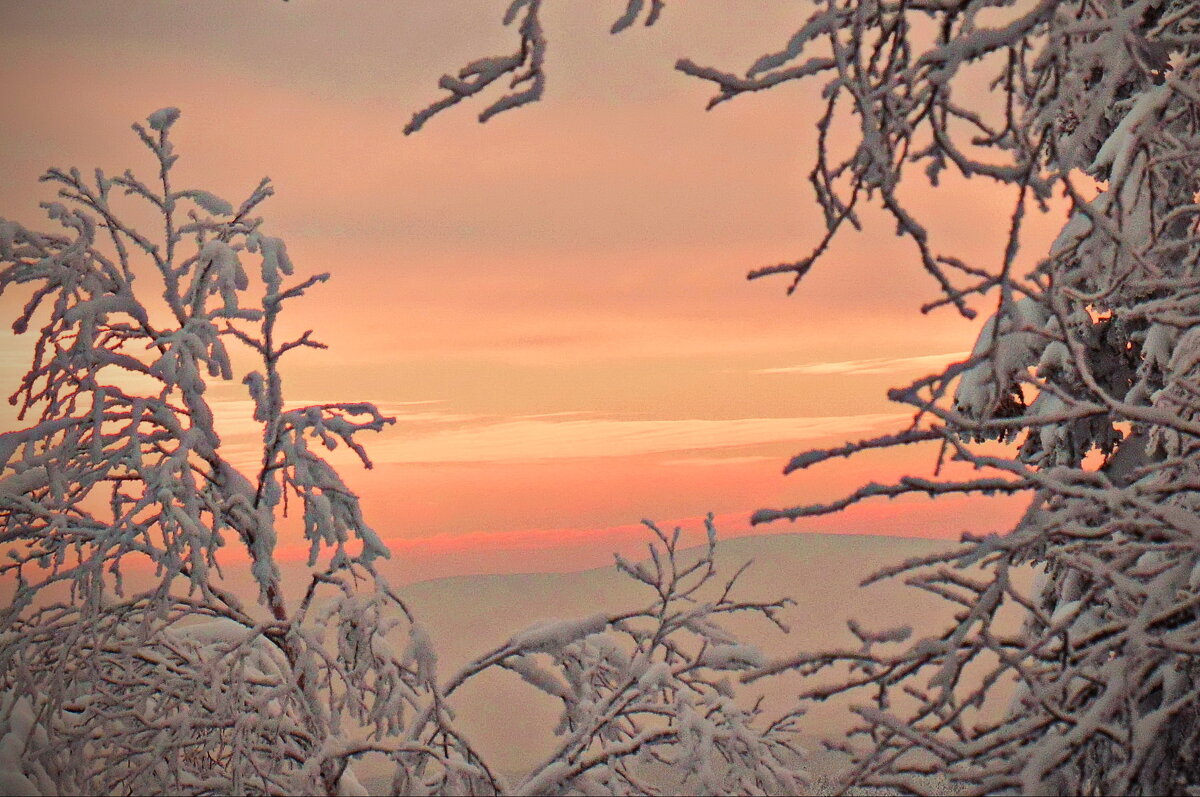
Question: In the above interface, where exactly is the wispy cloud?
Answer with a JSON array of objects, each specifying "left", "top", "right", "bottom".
[
  {"left": 662, "top": 455, "right": 776, "bottom": 467},
  {"left": 751, "top": 351, "right": 968, "bottom": 377},
  {"left": 363, "top": 413, "right": 904, "bottom": 464},
  {"left": 207, "top": 399, "right": 904, "bottom": 468}
]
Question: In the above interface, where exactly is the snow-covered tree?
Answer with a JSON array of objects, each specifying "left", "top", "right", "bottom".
[
  {"left": 413, "top": 1, "right": 1200, "bottom": 793},
  {"left": 0, "top": 107, "right": 486, "bottom": 796},
  {"left": 0, "top": 110, "right": 801, "bottom": 795}
]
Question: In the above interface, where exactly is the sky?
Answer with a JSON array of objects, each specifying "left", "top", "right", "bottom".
[{"left": 0, "top": 1, "right": 1045, "bottom": 582}]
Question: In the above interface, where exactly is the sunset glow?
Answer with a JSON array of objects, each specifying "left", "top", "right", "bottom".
[{"left": 0, "top": 0, "right": 1041, "bottom": 582}]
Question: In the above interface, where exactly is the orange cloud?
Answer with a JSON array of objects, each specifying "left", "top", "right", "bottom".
[
  {"left": 361, "top": 413, "right": 907, "bottom": 465},
  {"left": 205, "top": 397, "right": 906, "bottom": 467}
]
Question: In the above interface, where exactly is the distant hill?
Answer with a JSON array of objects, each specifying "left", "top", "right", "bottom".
[{"left": 390, "top": 532, "right": 964, "bottom": 776}]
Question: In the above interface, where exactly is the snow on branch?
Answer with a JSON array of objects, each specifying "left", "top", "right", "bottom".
[
  {"left": 430, "top": 516, "right": 805, "bottom": 796},
  {"left": 404, "top": 0, "right": 668, "bottom": 135}
]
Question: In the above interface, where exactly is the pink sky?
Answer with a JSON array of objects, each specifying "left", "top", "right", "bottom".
[{"left": 0, "top": 1, "right": 1049, "bottom": 581}]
